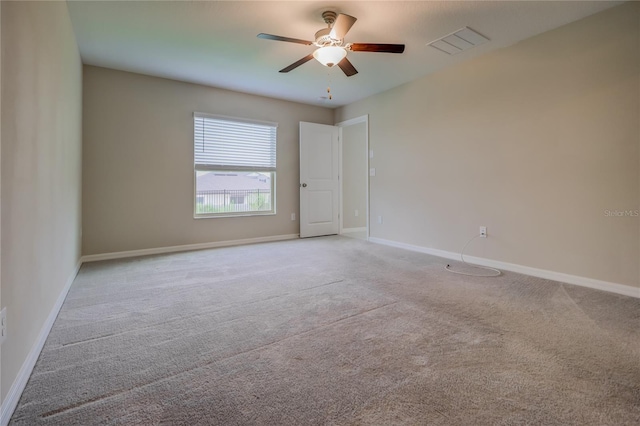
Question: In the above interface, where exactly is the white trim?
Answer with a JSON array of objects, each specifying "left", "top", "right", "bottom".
[
  {"left": 336, "top": 115, "right": 370, "bottom": 240},
  {"left": 338, "top": 128, "right": 344, "bottom": 234},
  {"left": 341, "top": 227, "right": 367, "bottom": 234},
  {"left": 81, "top": 234, "right": 300, "bottom": 263},
  {"left": 369, "top": 237, "right": 640, "bottom": 299},
  {"left": 335, "top": 116, "right": 368, "bottom": 128},
  {"left": 1, "top": 260, "right": 82, "bottom": 426}
]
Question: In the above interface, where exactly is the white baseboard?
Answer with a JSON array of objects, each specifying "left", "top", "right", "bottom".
[
  {"left": 341, "top": 227, "right": 367, "bottom": 234},
  {"left": 368, "top": 237, "right": 640, "bottom": 299},
  {"left": 1, "top": 260, "right": 82, "bottom": 426},
  {"left": 81, "top": 234, "right": 300, "bottom": 263}
]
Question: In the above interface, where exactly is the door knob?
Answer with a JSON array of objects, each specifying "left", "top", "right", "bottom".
[{"left": 301, "top": 183, "right": 307, "bottom": 188}]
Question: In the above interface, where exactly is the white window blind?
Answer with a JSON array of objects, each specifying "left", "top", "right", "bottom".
[{"left": 194, "top": 113, "right": 277, "bottom": 171}]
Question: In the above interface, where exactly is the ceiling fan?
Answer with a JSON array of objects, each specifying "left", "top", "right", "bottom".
[{"left": 257, "top": 11, "right": 405, "bottom": 77}]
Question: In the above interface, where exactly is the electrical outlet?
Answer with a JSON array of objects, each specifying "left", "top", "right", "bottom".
[
  {"left": 355, "top": 209, "right": 359, "bottom": 217},
  {"left": 480, "top": 226, "right": 487, "bottom": 238},
  {"left": 291, "top": 213, "right": 296, "bottom": 221},
  {"left": 1, "top": 307, "right": 7, "bottom": 344}
]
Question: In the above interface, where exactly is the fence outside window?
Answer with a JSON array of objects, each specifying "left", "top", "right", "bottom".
[{"left": 196, "top": 189, "right": 272, "bottom": 214}]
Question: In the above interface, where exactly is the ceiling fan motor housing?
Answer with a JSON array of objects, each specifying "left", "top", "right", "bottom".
[
  {"left": 315, "top": 11, "right": 342, "bottom": 47},
  {"left": 314, "top": 28, "right": 338, "bottom": 47}
]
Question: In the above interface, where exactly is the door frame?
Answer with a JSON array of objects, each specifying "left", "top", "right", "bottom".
[{"left": 336, "top": 115, "right": 369, "bottom": 240}]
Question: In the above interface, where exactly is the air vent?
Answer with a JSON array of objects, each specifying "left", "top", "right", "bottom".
[{"left": 427, "top": 27, "right": 489, "bottom": 55}]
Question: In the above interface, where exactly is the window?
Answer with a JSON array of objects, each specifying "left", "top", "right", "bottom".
[
  {"left": 194, "top": 113, "right": 277, "bottom": 217},
  {"left": 230, "top": 195, "right": 245, "bottom": 204}
]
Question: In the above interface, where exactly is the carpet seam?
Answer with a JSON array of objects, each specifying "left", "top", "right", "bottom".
[
  {"left": 53, "top": 279, "right": 347, "bottom": 349},
  {"left": 40, "top": 300, "right": 399, "bottom": 419}
]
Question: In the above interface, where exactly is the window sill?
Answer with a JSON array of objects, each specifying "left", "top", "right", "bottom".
[{"left": 194, "top": 211, "right": 276, "bottom": 219}]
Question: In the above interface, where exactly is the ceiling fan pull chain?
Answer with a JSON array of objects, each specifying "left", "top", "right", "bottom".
[{"left": 327, "top": 70, "right": 333, "bottom": 100}]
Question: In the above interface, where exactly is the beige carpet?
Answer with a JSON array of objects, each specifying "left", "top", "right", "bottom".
[{"left": 10, "top": 236, "right": 640, "bottom": 425}]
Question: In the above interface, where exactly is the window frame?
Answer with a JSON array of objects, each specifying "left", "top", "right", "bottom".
[{"left": 193, "top": 112, "right": 277, "bottom": 219}]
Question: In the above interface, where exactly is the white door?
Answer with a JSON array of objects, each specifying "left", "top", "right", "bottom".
[{"left": 299, "top": 122, "right": 340, "bottom": 238}]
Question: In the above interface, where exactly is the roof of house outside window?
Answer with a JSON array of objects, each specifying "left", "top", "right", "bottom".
[{"left": 196, "top": 172, "right": 271, "bottom": 191}]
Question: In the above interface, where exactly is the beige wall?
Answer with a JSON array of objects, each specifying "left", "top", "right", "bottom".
[
  {"left": 341, "top": 122, "right": 367, "bottom": 229},
  {"left": 82, "top": 66, "right": 333, "bottom": 255},
  {"left": 336, "top": 2, "right": 639, "bottom": 288},
  {"left": 1, "top": 0, "right": 83, "bottom": 403}
]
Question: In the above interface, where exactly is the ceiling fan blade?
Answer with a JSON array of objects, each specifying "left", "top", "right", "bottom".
[
  {"left": 337, "top": 57, "right": 358, "bottom": 77},
  {"left": 279, "top": 54, "right": 315, "bottom": 73},
  {"left": 348, "top": 43, "right": 405, "bottom": 53},
  {"left": 257, "top": 33, "right": 313, "bottom": 46},
  {"left": 329, "top": 13, "right": 357, "bottom": 40}
]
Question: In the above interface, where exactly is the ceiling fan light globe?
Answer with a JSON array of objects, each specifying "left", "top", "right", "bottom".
[{"left": 313, "top": 46, "right": 347, "bottom": 67}]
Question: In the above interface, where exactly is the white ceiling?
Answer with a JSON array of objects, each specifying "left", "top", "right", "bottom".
[{"left": 67, "top": 1, "right": 623, "bottom": 108}]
